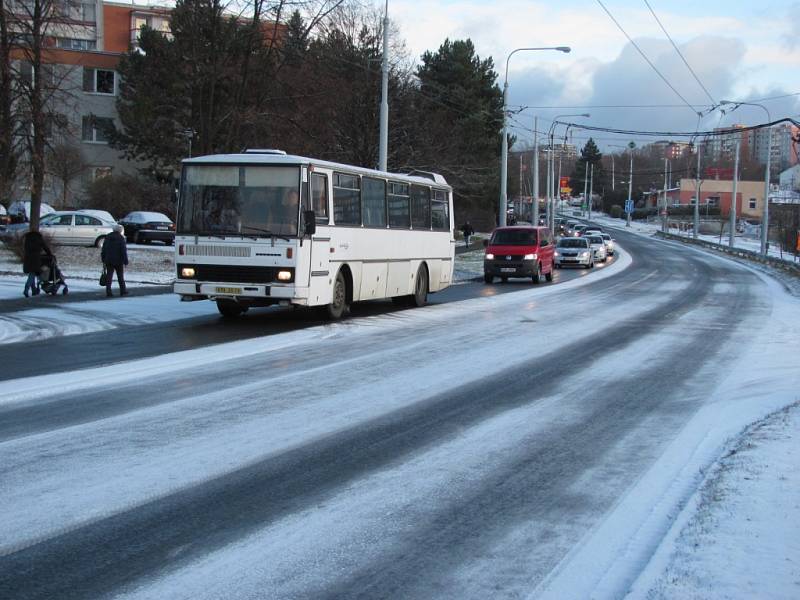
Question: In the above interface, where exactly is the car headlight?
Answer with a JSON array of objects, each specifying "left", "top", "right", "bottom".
[
  {"left": 580, "top": 251, "right": 590, "bottom": 257},
  {"left": 180, "top": 267, "right": 196, "bottom": 278},
  {"left": 485, "top": 253, "right": 495, "bottom": 260},
  {"left": 523, "top": 253, "right": 537, "bottom": 260},
  {"left": 554, "top": 251, "right": 559, "bottom": 257}
]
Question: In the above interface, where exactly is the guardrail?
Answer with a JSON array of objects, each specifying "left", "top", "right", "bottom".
[{"left": 655, "top": 231, "right": 800, "bottom": 276}]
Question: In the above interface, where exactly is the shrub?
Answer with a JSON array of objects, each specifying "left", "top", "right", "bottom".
[
  {"left": 610, "top": 205, "right": 623, "bottom": 219},
  {"left": 84, "top": 174, "right": 175, "bottom": 220}
]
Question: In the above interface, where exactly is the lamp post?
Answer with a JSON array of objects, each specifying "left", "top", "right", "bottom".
[
  {"left": 626, "top": 141, "right": 635, "bottom": 227},
  {"left": 719, "top": 100, "right": 772, "bottom": 255},
  {"left": 546, "top": 114, "right": 589, "bottom": 231},
  {"left": 378, "top": 0, "right": 389, "bottom": 171},
  {"left": 693, "top": 142, "right": 701, "bottom": 238},
  {"left": 500, "top": 46, "right": 571, "bottom": 226}
]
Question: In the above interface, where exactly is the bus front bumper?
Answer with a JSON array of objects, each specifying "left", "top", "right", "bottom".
[{"left": 174, "top": 282, "right": 307, "bottom": 304}]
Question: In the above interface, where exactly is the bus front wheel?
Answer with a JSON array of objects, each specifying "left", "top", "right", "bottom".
[
  {"left": 217, "top": 299, "right": 244, "bottom": 318},
  {"left": 326, "top": 271, "right": 349, "bottom": 319}
]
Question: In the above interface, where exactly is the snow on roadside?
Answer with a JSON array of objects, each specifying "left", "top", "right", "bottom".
[
  {"left": 632, "top": 403, "right": 800, "bottom": 600},
  {"left": 532, "top": 263, "right": 800, "bottom": 600}
]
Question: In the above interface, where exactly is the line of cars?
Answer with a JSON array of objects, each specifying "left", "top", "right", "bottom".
[
  {"left": 0, "top": 202, "right": 175, "bottom": 247},
  {"left": 482, "top": 219, "right": 616, "bottom": 283}
]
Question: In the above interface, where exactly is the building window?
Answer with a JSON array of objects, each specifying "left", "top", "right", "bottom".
[
  {"left": 82, "top": 116, "right": 114, "bottom": 143},
  {"left": 56, "top": 38, "right": 97, "bottom": 51},
  {"left": 749, "top": 198, "right": 757, "bottom": 210},
  {"left": 83, "top": 68, "right": 115, "bottom": 95},
  {"left": 706, "top": 196, "right": 719, "bottom": 207}
]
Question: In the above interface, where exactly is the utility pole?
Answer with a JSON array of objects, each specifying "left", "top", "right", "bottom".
[
  {"left": 694, "top": 144, "right": 701, "bottom": 239},
  {"left": 583, "top": 160, "right": 589, "bottom": 216},
  {"left": 378, "top": 0, "right": 389, "bottom": 171},
  {"left": 626, "top": 142, "right": 634, "bottom": 227},
  {"left": 661, "top": 159, "right": 668, "bottom": 232},
  {"left": 532, "top": 116, "right": 539, "bottom": 225},
  {"left": 729, "top": 138, "right": 740, "bottom": 248},
  {"left": 611, "top": 154, "right": 615, "bottom": 191},
  {"left": 588, "top": 163, "right": 594, "bottom": 220}
]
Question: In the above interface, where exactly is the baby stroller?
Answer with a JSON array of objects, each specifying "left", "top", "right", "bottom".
[{"left": 39, "top": 254, "right": 69, "bottom": 295}]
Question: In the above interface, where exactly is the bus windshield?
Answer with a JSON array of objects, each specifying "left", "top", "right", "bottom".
[{"left": 178, "top": 165, "right": 300, "bottom": 237}]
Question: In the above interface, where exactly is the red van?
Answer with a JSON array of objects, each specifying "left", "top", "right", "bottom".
[{"left": 483, "top": 225, "right": 555, "bottom": 284}]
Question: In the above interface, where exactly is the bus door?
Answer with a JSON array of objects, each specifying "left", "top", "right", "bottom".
[{"left": 307, "top": 171, "right": 333, "bottom": 305}]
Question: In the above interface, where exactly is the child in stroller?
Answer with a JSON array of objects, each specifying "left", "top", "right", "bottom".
[{"left": 39, "top": 254, "right": 69, "bottom": 295}]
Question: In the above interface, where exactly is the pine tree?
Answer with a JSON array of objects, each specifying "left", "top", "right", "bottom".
[{"left": 570, "top": 138, "right": 604, "bottom": 197}]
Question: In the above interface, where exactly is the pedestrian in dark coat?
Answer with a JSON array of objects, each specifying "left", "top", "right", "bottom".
[
  {"left": 460, "top": 221, "right": 474, "bottom": 248},
  {"left": 101, "top": 224, "right": 129, "bottom": 297},
  {"left": 22, "top": 230, "right": 52, "bottom": 297}
]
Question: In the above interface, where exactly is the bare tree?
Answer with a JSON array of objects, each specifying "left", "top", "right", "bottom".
[
  {"left": 0, "top": 0, "right": 19, "bottom": 202},
  {"left": 3, "top": 0, "right": 79, "bottom": 229},
  {"left": 46, "top": 142, "right": 86, "bottom": 208}
]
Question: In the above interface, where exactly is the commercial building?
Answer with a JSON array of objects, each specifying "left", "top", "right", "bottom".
[{"left": 678, "top": 178, "right": 765, "bottom": 219}]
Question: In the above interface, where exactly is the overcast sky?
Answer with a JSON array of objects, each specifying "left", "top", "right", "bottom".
[{"left": 388, "top": 0, "right": 800, "bottom": 149}]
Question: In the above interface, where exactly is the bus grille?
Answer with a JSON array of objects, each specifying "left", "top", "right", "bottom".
[
  {"left": 184, "top": 245, "right": 251, "bottom": 258},
  {"left": 178, "top": 264, "right": 290, "bottom": 283}
]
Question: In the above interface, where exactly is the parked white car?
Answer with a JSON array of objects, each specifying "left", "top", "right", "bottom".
[
  {"left": 77, "top": 209, "right": 117, "bottom": 224},
  {"left": 586, "top": 234, "right": 608, "bottom": 263},
  {"left": 5, "top": 211, "right": 116, "bottom": 247},
  {"left": 8, "top": 201, "right": 56, "bottom": 223}
]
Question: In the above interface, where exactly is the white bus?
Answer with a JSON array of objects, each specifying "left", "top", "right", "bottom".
[{"left": 174, "top": 150, "right": 455, "bottom": 318}]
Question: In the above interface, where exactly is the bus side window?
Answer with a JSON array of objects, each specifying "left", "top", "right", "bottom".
[{"left": 311, "top": 173, "right": 329, "bottom": 222}]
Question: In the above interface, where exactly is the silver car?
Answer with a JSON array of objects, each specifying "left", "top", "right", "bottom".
[
  {"left": 38, "top": 211, "right": 116, "bottom": 246},
  {"left": 586, "top": 234, "right": 608, "bottom": 263},
  {"left": 554, "top": 237, "right": 594, "bottom": 269},
  {"left": 600, "top": 233, "right": 615, "bottom": 255}
]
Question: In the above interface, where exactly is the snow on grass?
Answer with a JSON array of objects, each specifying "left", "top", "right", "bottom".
[
  {"left": 0, "top": 242, "right": 175, "bottom": 286},
  {"left": 634, "top": 403, "right": 800, "bottom": 600},
  {"left": 531, "top": 266, "right": 800, "bottom": 600}
]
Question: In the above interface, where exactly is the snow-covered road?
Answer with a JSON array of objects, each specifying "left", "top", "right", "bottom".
[{"left": 0, "top": 228, "right": 798, "bottom": 599}]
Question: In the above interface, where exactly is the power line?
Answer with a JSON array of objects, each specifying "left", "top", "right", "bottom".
[
  {"left": 560, "top": 117, "right": 800, "bottom": 139},
  {"left": 594, "top": 0, "right": 700, "bottom": 116},
  {"left": 643, "top": 0, "right": 717, "bottom": 105}
]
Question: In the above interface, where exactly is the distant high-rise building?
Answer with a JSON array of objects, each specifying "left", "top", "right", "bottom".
[
  {"left": 749, "top": 123, "right": 799, "bottom": 176},
  {"left": 706, "top": 125, "right": 749, "bottom": 164}
]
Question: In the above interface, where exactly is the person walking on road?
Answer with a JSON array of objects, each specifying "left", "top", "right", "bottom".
[
  {"left": 101, "top": 224, "right": 129, "bottom": 297},
  {"left": 460, "top": 221, "right": 474, "bottom": 248},
  {"left": 22, "top": 230, "right": 52, "bottom": 297}
]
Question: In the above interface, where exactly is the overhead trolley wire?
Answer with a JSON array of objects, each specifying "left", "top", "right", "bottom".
[
  {"left": 643, "top": 0, "right": 717, "bottom": 105},
  {"left": 594, "top": 0, "right": 700, "bottom": 116}
]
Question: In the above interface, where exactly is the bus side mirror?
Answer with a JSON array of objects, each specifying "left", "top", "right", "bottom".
[{"left": 303, "top": 210, "right": 316, "bottom": 236}]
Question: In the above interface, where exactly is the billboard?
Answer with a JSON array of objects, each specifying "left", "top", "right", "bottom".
[{"left": 560, "top": 176, "right": 571, "bottom": 195}]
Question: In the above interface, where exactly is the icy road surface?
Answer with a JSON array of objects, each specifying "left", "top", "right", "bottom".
[{"left": 0, "top": 229, "right": 798, "bottom": 599}]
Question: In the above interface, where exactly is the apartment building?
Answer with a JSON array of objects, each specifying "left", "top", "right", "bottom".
[
  {"left": 11, "top": 0, "right": 170, "bottom": 206},
  {"left": 749, "top": 123, "right": 800, "bottom": 175}
]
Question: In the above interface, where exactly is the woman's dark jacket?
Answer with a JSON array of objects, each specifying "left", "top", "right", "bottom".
[
  {"left": 101, "top": 231, "right": 128, "bottom": 267},
  {"left": 22, "top": 231, "right": 52, "bottom": 274}
]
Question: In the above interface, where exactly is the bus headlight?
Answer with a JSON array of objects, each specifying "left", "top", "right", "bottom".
[
  {"left": 180, "top": 267, "right": 196, "bottom": 278},
  {"left": 277, "top": 270, "right": 292, "bottom": 281},
  {"left": 523, "top": 253, "right": 537, "bottom": 260}
]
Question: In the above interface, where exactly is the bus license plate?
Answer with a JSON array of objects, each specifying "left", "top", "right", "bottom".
[{"left": 215, "top": 286, "right": 242, "bottom": 295}]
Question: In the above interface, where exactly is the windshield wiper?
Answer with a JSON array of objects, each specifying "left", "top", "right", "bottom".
[{"left": 240, "top": 226, "right": 291, "bottom": 242}]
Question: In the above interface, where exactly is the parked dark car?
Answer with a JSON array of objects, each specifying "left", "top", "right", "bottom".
[{"left": 119, "top": 211, "right": 175, "bottom": 245}]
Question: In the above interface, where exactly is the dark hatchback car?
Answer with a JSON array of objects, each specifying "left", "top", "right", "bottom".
[{"left": 120, "top": 211, "right": 175, "bottom": 245}]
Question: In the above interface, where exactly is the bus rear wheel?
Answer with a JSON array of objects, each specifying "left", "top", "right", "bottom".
[
  {"left": 217, "top": 299, "right": 244, "bottom": 318},
  {"left": 409, "top": 264, "right": 428, "bottom": 307},
  {"left": 326, "top": 271, "right": 349, "bottom": 319}
]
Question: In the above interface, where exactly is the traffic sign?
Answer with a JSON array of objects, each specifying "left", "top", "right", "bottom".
[{"left": 624, "top": 200, "right": 634, "bottom": 214}]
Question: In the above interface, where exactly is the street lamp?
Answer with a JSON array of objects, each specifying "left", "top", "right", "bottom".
[
  {"left": 626, "top": 141, "right": 635, "bottom": 227},
  {"left": 500, "top": 46, "right": 571, "bottom": 226},
  {"left": 719, "top": 100, "right": 772, "bottom": 255},
  {"left": 547, "top": 114, "right": 589, "bottom": 232}
]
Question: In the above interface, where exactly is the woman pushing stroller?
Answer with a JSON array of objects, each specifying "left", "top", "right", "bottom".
[{"left": 22, "top": 230, "right": 53, "bottom": 297}]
